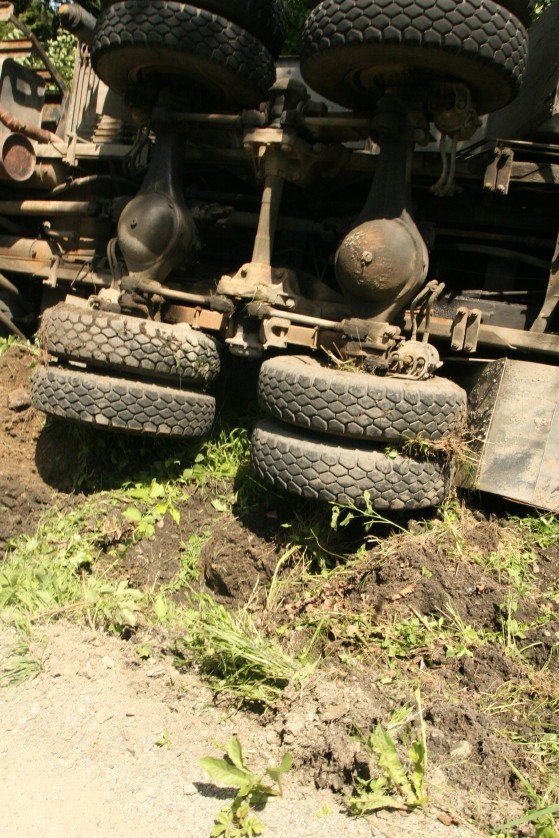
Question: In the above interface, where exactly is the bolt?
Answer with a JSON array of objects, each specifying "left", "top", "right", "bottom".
[{"left": 361, "top": 251, "right": 373, "bottom": 265}]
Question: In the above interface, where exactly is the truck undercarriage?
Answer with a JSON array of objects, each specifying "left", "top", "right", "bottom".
[{"left": 1, "top": 0, "right": 558, "bottom": 510}]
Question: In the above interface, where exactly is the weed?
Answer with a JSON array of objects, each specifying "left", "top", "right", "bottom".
[
  {"left": 511, "top": 513, "right": 559, "bottom": 550},
  {"left": 493, "top": 760, "right": 559, "bottom": 837},
  {"left": 381, "top": 614, "right": 442, "bottom": 661},
  {"left": 0, "top": 635, "right": 46, "bottom": 686},
  {"left": 177, "top": 592, "right": 304, "bottom": 706},
  {"left": 441, "top": 600, "right": 493, "bottom": 658},
  {"left": 155, "top": 728, "right": 172, "bottom": 749},
  {"left": 120, "top": 477, "right": 183, "bottom": 539},
  {"left": 402, "top": 428, "right": 475, "bottom": 470},
  {"left": 165, "top": 532, "right": 210, "bottom": 590},
  {"left": 348, "top": 691, "right": 427, "bottom": 815},
  {"left": 0, "top": 334, "right": 20, "bottom": 355},
  {"left": 1, "top": 499, "right": 146, "bottom": 632},
  {"left": 201, "top": 735, "right": 292, "bottom": 837},
  {"left": 182, "top": 426, "right": 251, "bottom": 486},
  {"left": 330, "top": 490, "right": 409, "bottom": 541}
]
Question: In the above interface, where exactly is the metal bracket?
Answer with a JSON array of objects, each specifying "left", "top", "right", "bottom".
[
  {"left": 450, "top": 306, "right": 482, "bottom": 352},
  {"left": 45, "top": 254, "right": 60, "bottom": 288},
  {"left": 483, "top": 147, "right": 514, "bottom": 195}
]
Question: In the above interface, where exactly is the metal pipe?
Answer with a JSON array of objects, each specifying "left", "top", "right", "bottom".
[
  {"left": 251, "top": 174, "right": 284, "bottom": 266},
  {"left": 0, "top": 105, "right": 59, "bottom": 145},
  {"left": 0, "top": 200, "right": 101, "bottom": 216},
  {"left": 123, "top": 277, "right": 213, "bottom": 306},
  {"left": 49, "top": 175, "right": 137, "bottom": 195}
]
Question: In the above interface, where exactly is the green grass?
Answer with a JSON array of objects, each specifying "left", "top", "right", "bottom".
[
  {"left": 0, "top": 635, "right": 46, "bottom": 686},
  {"left": 177, "top": 591, "right": 306, "bottom": 706},
  {"left": 0, "top": 495, "right": 153, "bottom": 632}
]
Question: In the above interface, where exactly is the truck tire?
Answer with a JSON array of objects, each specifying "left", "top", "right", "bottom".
[
  {"left": 258, "top": 355, "right": 467, "bottom": 442},
  {"left": 97, "top": 0, "right": 288, "bottom": 56},
  {"left": 31, "top": 365, "right": 215, "bottom": 438},
  {"left": 305, "top": 0, "right": 535, "bottom": 26},
  {"left": 40, "top": 304, "right": 220, "bottom": 385},
  {"left": 251, "top": 418, "right": 451, "bottom": 510},
  {"left": 91, "top": 0, "right": 275, "bottom": 107},
  {"left": 300, "top": 0, "right": 528, "bottom": 114},
  {"left": 192, "top": 0, "right": 287, "bottom": 57}
]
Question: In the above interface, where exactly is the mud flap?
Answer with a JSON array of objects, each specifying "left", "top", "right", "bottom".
[{"left": 459, "top": 358, "right": 559, "bottom": 510}]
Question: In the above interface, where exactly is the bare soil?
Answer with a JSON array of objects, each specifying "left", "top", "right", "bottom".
[{"left": 1, "top": 345, "right": 557, "bottom": 836}]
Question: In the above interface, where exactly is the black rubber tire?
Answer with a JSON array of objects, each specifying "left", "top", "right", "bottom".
[
  {"left": 251, "top": 418, "right": 452, "bottom": 510},
  {"left": 40, "top": 304, "right": 220, "bottom": 385},
  {"left": 306, "top": 0, "right": 535, "bottom": 25},
  {"left": 300, "top": 0, "right": 528, "bottom": 114},
  {"left": 98, "top": 0, "right": 288, "bottom": 55},
  {"left": 193, "top": 0, "right": 287, "bottom": 57},
  {"left": 91, "top": 0, "right": 276, "bottom": 107},
  {"left": 258, "top": 355, "right": 467, "bottom": 442},
  {"left": 30, "top": 365, "right": 215, "bottom": 437}
]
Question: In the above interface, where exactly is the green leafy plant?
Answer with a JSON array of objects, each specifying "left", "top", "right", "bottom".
[
  {"left": 1, "top": 500, "right": 146, "bottom": 632},
  {"left": 121, "top": 477, "right": 182, "bottom": 539},
  {"left": 0, "top": 335, "right": 20, "bottom": 355},
  {"left": 330, "top": 490, "right": 409, "bottom": 541},
  {"left": 348, "top": 692, "right": 428, "bottom": 815},
  {"left": 155, "top": 728, "right": 172, "bottom": 749},
  {"left": 201, "top": 735, "right": 292, "bottom": 837}
]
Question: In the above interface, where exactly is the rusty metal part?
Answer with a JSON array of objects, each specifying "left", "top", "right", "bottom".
[
  {"left": 405, "top": 311, "right": 559, "bottom": 359},
  {"left": 58, "top": 3, "right": 96, "bottom": 46},
  {"left": 219, "top": 266, "right": 300, "bottom": 309},
  {"left": 335, "top": 214, "right": 428, "bottom": 308},
  {"left": 217, "top": 148, "right": 302, "bottom": 308},
  {"left": 407, "top": 279, "right": 445, "bottom": 347},
  {"left": 0, "top": 132, "right": 35, "bottom": 182},
  {"left": 0, "top": 104, "right": 59, "bottom": 144},
  {"left": 461, "top": 359, "right": 559, "bottom": 511},
  {"left": 118, "top": 129, "right": 197, "bottom": 283},
  {"left": 120, "top": 276, "right": 227, "bottom": 309},
  {"left": 226, "top": 318, "right": 263, "bottom": 359},
  {"left": 387, "top": 339, "right": 441, "bottom": 379},
  {"left": 23, "top": 162, "right": 72, "bottom": 192},
  {"left": 428, "top": 83, "right": 480, "bottom": 141},
  {"left": 531, "top": 231, "right": 559, "bottom": 332},
  {"left": 450, "top": 307, "right": 482, "bottom": 352},
  {"left": 165, "top": 303, "right": 228, "bottom": 333},
  {"left": 242, "top": 123, "right": 348, "bottom": 187},
  {"left": 335, "top": 95, "right": 428, "bottom": 321}
]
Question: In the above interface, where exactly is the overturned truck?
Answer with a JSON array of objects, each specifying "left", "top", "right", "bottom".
[{"left": 1, "top": 0, "right": 558, "bottom": 510}]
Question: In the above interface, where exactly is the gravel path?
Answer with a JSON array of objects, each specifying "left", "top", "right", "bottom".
[{"left": 0, "top": 623, "right": 480, "bottom": 837}]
